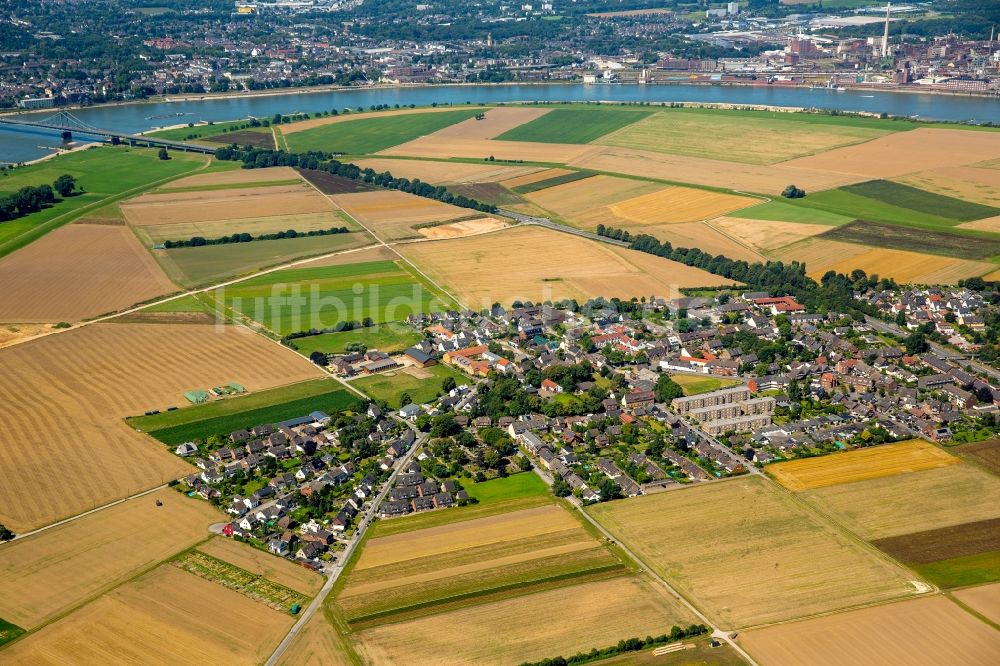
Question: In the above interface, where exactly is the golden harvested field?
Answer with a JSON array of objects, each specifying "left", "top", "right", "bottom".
[
  {"left": 0, "top": 223, "right": 176, "bottom": 323},
  {"left": 608, "top": 186, "right": 758, "bottom": 224},
  {"left": 958, "top": 215, "right": 1000, "bottom": 233},
  {"left": 740, "top": 596, "right": 1000, "bottom": 666},
  {"left": 121, "top": 184, "right": 332, "bottom": 226},
  {"left": 336, "top": 504, "right": 619, "bottom": 621},
  {"left": 587, "top": 476, "right": 915, "bottom": 628},
  {"left": 572, "top": 145, "right": 861, "bottom": 195},
  {"left": 380, "top": 136, "right": 600, "bottom": 163},
  {"left": 953, "top": 583, "right": 1000, "bottom": 624},
  {"left": 161, "top": 166, "right": 300, "bottom": 189},
  {"left": 768, "top": 439, "right": 959, "bottom": 491},
  {"left": 355, "top": 158, "right": 541, "bottom": 185},
  {"left": 802, "top": 463, "right": 1000, "bottom": 540},
  {"left": 137, "top": 210, "right": 348, "bottom": 244},
  {"left": 416, "top": 217, "right": 508, "bottom": 239},
  {"left": 276, "top": 612, "right": 352, "bottom": 666},
  {"left": 525, "top": 174, "right": 663, "bottom": 220},
  {"left": 331, "top": 190, "right": 473, "bottom": 240},
  {"left": 0, "top": 322, "right": 322, "bottom": 532},
  {"left": 2, "top": 565, "right": 294, "bottom": 665},
  {"left": 597, "top": 111, "right": 889, "bottom": 165},
  {"left": 500, "top": 167, "right": 574, "bottom": 189},
  {"left": 0, "top": 489, "right": 221, "bottom": 629},
  {"left": 429, "top": 106, "right": 551, "bottom": 140},
  {"left": 279, "top": 106, "right": 481, "bottom": 135},
  {"left": 397, "top": 225, "right": 733, "bottom": 308},
  {"left": 198, "top": 537, "right": 323, "bottom": 596},
  {"left": 353, "top": 575, "right": 697, "bottom": 666},
  {"left": 709, "top": 216, "right": 831, "bottom": 252},
  {"left": 627, "top": 221, "right": 764, "bottom": 262},
  {"left": 782, "top": 128, "right": 1000, "bottom": 179},
  {"left": 897, "top": 166, "right": 1000, "bottom": 207}
]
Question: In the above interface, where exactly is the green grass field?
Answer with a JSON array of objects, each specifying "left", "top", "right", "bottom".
[
  {"left": 784, "top": 188, "right": 961, "bottom": 229},
  {"left": 141, "top": 294, "right": 212, "bottom": 313},
  {"left": 129, "top": 379, "right": 360, "bottom": 445},
  {"left": 283, "top": 109, "right": 481, "bottom": 154},
  {"left": 464, "top": 472, "right": 550, "bottom": 503},
  {"left": 497, "top": 108, "right": 652, "bottom": 144},
  {"left": 291, "top": 323, "right": 422, "bottom": 356},
  {"left": 731, "top": 199, "right": 855, "bottom": 226},
  {"left": 157, "top": 231, "right": 372, "bottom": 287},
  {"left": 0, "top": 617, "right": 25, "bottom": 648},
  {"left": 351, "top": 363, "right": 468, "bottom": 408},
  {"left": 670, "top": 374, "right": 742, "bottom": 396},
  {"left": 510, "top": 171, "right": 594, "bottom": 195},
  {"left": 910, "top": 551, "right": 1000, "bottom": 589},
  {"left": 0, "top": 146, "right": 209, "bottom": 258},
  {"left": 220, "top": 259, "right": 453, "bottom": 335},
  {"left": 821, "top": 220, "right": 1000, "bottom": 260},
  {"left": 842, "top": 180, "right": 1000, "bottom": 222}
]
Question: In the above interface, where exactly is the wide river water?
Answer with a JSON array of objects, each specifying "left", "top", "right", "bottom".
[{"left": 1, "top": 82, "right": 998, "bottom": 163}]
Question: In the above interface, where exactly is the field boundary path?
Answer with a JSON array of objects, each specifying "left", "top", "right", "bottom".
[
  {"left": 497, "top": 208, "right": 632, "bottom": 247},
  {"left": 264, "top": 420, "right": 425, "bottom": 666},
  {"left": 526, "top": 464, "right": 760, "bottom": 666}
]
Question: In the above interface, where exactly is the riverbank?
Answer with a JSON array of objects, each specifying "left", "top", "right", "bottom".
[{"left": 3, "top": 141, "right": 100, "bottom": 168}]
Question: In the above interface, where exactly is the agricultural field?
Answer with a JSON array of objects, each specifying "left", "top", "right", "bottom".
[
  {"left": 0, "top": 489, "right": 221, "bottom": 630},
  {"left": 282, "top": 108, "right": 482, "bottom": 154},
  {"left": 0, "top": 146, "right": 209, "bottom": 259},
  {"left": 290, "top": 323, "right": 422, "bottom": 356},
  {"left": 740, "top": 596, "right": 1000, "bottom": 666},
  {"left": 820, "top": 220, "right": 1000, "bottom": 260},
  {"left": 159, "top": 165, "right": 298, "bottom": 190},
  {"left": 354, "top": 157, "right": 542, "bottom": 185},
  {"left": 198, "top": 537, "right": 323, "bottom": 597},
  {"left": 1, "top": 565, "right": 295, "bottom": 665},
  {"left": 522, "top": 174, "right": 659, "bottom": 221},
  {"left": 634, "top": 220, "right": 766, "bottom": 263},
  {"left": 587, "top": 476, "right": 915, "bottom": 628},
  {"left": 512, "top": 170, "right": 595, "bottom": 195},
  {"left": 415, "top": 217, "right": 508, "bottom": 239},
  {"left": 767, "top": 439, "right": 958, "bottom": 491},
  {"left": 607, "top": 186, "right": 758, "bottom": 224},
  {"left": 276, "top": 611, "right": 352, "bottom": 666},
  {"left": 397, "top": 225, "right": 732, "bottom": 308},
  {"left": 954, "top": 583, "right": 1000, "bottom": 624},
  {"left": 173, "top": 550, "right": 310, "bottom": 611},
  {"left": 898, "top": 165, "right": 1000, "bottom": 207},
  {"left": 130, "top": 379, "right": 359, "bottom": 445},
  {"left": 596, "top": 108, "right": 892, "bottom": 164},
  {"left": 840, "top": 180, "right": 1000, "bottom": 222},
  {"left": 801, "top": 463, "right": 1000, "bottom": 540},
  {"left": 872, "top": 518, "right": 1000, "bottom": 589},
  {"left": 350, "top": 364, "right": 470, "bottom": 408},
  {"left": 219, "top": 259, "right": 454, "bottom": 335},
  {"left": 381, "top": 134, "right": 601, "bottom": 163},
  {"left": 147, "top": 119, "right": 271, "bottom": 143},
  {"left": 710, "top": 216, "right": 831, "bottom": 253},
  {"left": 335, "top": 503, "right": 623, "bottom": 626},
  {"left": 0, "top": 222, "right": 176, "bottom": 323},
  {"left": 0, "top": 322, "right": 322, "bottom": 532},
  {"left": 138, "top": 211, "right": 348, "bottom": 245},
  {"left": 331, "top": 190, "right": 481, "bottom": 241},
  {"left": 156, "top": 231, "right": 373, "bottom": 287},
  {"left": 669, "top": 374, "right": 742, "bottom": 396},
  {"left": 782, "top": 127, "right": 1000, "bottom": 179},
  {"left": 429, "top": 106, "right": 552, "bottom": 140},
  {"left": 352, "top": 575, "right": 697, "bottom": 666},
  {"left": 496, "top": 107, "right": 652, "bottom": 144},
  {"left": 730, "top": 199, "right": 855, "bottom": 226},
  {"left": 500, "top": 167, "right": 575, "bottom": 190},
  {"left": 294, "top": 169, "right": 375, "bottom": 195},
  {"left": 954, "top": 439, "right": 1000, "bottom": 475}
]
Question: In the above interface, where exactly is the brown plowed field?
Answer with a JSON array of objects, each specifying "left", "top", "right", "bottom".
[
  {"left": 0, "top": 323, "right": 322, "bottom": 532},
  {"left": 872, "top": 517, "right": 1000, "bottom": 564},
  {"left": 0, "top": 223, "right": 176, "bottom": 323},
  {"left": 956, "top": 439, "right": 1000, "bottom": 475},
  {"left": 0, "top": 489, "right": 223, "bottom": 629},
  {"left": 1, "top": 565, "right": 294, "bottom": 665},
  {"left": 740, "top": 596, "right": 1000, "bottom": 666},
  {"left": 781, "top": 128, "right": 1000, "bottom": 179},
  {"left": 429, "top": 106, "right": 551, "bottom": 140},
  {"left": 295, "top": 168, "right": 374, "bottom": 194}
]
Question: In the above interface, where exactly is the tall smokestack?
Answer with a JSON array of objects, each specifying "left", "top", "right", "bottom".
[{"left": 882, "top": 3, "right": 891, "bottom": 58}]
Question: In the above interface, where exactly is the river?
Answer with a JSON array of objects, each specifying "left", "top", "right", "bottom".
[{"left": 2, "top": 83, "right": 998, "bottom": 163}]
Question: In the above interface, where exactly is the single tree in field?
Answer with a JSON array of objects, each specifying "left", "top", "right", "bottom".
[
  {"left": 158, "top": 147, "right": 170, "bottom": 160},
  {"left": 399, "top": 392, "right": 412, "bottom": 407},
  {"left": 442, "top": 376, "right": 456, "bottom": 393},
  {"left": 53, "top": 174, "right": 76, "bottom": 197},
  {"left": 0, "top": 523, "right": 14, "bottom": 541},
  {"left": 308, "top": 351, "right": 327, "bottom": 366}
]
